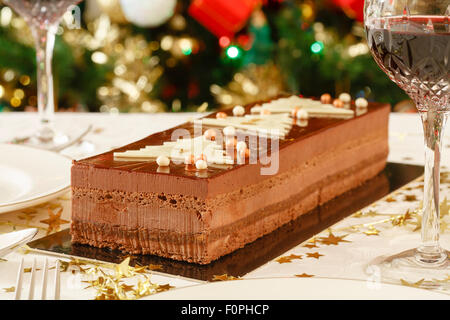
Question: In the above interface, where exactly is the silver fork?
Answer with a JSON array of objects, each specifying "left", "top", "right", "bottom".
[{"left": 14, "top": 258, "right": 61, "bottom": 300}]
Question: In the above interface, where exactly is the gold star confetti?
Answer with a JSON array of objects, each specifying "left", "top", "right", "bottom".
[
  {"left": 385, "top": 196, "right": 397, "bottom": 203},
  {"left": 275, "top": 254, "right": 303, "bottom": 264},
  {"left": 212, "top": 274, "right": 240, "bottom": 281},
  {"left": 440, "top": 197, "right": 450, "bottom": 217},
  {"left": 392, "top": 210, "right": 413, "bottom": 226},
  {"left": 47, "top": 202, "right": 63, "bottom": 210},
  {"left": 364, "top": 226, "right": 380, "bottom": 236},
  {"left": 404, "top": 195, "right": 418, "bottom": 202},
  {"left": 2, "top": 286, "right": 15, "bottom": 293},
  {"left": 303, "top": 238, "right": 318, "bottom": 249},
  {"left": 295, "top": 273, "right": 314, "bottom": 278},
  {"left": 275, "top": 256, "right": 293, "bottom": 264},
  {"left": 115, "top": 257, "right": 132, "bottom": 278},
  {"left": 317, "top": 230, "right": 351, "bottom": 246},
  {"left": 306, "top": 252, "right": 323, "bottom": 259},
  {"left": 352, "top": 211, "right": 363, "bottom": 218},
  {"left": 80, "top": 257, "right": 174, "bottom": 300},
  {"left": 440, "top": 220, "right": 450, "bottom": 233},
  {"left": 400, "top": 278, "right": 425, "bottom": 288},
  {"left": 40, "top": 208, "right": 69, "bottom": 235},
  {"left": 157, "top": 284, "right": 175, "bottom": 292}
]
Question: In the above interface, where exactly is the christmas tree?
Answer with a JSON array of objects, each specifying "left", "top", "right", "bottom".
[{"left": 0, "top": 0, "right": 408, "bottom": 114}]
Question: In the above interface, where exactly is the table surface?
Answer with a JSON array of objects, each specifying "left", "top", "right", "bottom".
[{"left": 0, "top": 112, "right": 449, "bottom": 300}]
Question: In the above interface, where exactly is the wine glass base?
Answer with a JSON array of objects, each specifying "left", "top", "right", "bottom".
[
  {"left": 366, "top": 248, "right": 450, "bottom": 290},
  {"left": 13, "top": 124, "right": 94, "bottom": 157}
]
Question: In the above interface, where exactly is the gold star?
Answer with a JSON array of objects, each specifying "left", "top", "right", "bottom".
[
  {"left": 157, "top": 284, "right": 175, "bottom": 292},
  {"left": 2, "top": 286, "right": 15, "bottom": 293},
  {"left": 303, "top": 238, "right": 318, "bottom": 248},
  {"left": 40, "top": 208, "right": 69, "bottom": 235},
  {"left": 440, "top": 198, "right": 450, "bottom": 218},
  {"left": 306, "top": 252, "right": 323, "bottom": 259},
  {"left": 363, "top": 210, "right": 379, "bottom": 217},
  {"left": 47, "top": 202, "right": 63, "bottom": 210},
  {"left": 400, "top": 278, "right": 425, "bottom": 288},
  {"left": 275, "top": 254, "right": 303, "bottom": 264},
  {"left": 275, "top": 256, "right": 293, "bottom": 264},
  {"left": 391, "top": 209, "right": 413, "bottom": 226},
  {"left": 17, "top": 208, "right": 37, "bottom": 225},
  {"left": 115, "top": 257, "right": 132, "bottom": 278},
  {"left": 440, "top": 220, "right": 450, "bottom": 233},
  {"left": 120, "top": 283, "right": 135, "bottom": 293},
  {"left": 352, "top": 211, "right": 363, "bottom": 218},
  {"left": 404, "top": 194, "right": 418, "bottom": 202},
  {"left": 317, "top": 231, "right": 351, "bottom": 246},
  {"left": 295, "top": 273, "right": 314, "bottom": 278},
  {"left": 364, "top": 226, "right": 380, "bottom": 236},
  {"left": 385, "top": 196, "right": 397, "bottom": 202},
  {"left": 212, "top": 274, "right": 240, "bottom": 281}
]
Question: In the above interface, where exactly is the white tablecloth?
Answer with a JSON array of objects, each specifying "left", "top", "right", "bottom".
[{"left": 0, "top": 112, "right": 449, "bottom": 300}]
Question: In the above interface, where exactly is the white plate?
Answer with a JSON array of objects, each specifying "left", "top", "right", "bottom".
[
  {"left": 0, "top": 228, "right": 38, "bottom": 257},
  {"left": 144, "top": 277, "right": 449, "bottom": 300},
  {"left": 0, "top": 144, "right": 71, "bottom": 213}
]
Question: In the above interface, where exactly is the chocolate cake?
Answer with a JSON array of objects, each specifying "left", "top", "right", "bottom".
[{"left": 71, "top": 95, "right": 390, "bottom": 264}]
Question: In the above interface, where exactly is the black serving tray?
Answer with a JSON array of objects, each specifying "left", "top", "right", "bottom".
[{"left": 27, "top": 162, "right": 423, "bottom": 281}]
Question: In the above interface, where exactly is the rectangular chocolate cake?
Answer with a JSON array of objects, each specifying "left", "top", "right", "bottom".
[{"left": 71, "top": 95, "right": 390, "bottom": 264}]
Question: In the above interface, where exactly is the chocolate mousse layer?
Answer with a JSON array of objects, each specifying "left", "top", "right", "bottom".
[{"left": 71, "top": 99, "right": 390, "bottom": 264}]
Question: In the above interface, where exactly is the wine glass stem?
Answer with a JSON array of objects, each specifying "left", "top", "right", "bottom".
[
  {"left": 31, "top": 24, "right": 57, "bottom": 142},
  {"left": 417, "top": 110, "right": 448, "bottom": 265}
]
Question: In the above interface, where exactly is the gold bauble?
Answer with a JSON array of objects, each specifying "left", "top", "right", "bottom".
[{"left": 96, "top": 0, "right": 128, "bottom": 23}]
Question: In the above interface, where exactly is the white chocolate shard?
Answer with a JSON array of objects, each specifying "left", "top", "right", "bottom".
[
  {"left": 114, "top": 135, "right": 233, "bottom": 165},
  {"left": 250, "top": 96, "right": 354, "bottom": 119},
  {"left": 196, "top": 113, "right": 292, "bottom": 138}
]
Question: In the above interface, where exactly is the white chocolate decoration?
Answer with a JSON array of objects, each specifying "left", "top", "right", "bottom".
[
  {"left": 232, "top": 105, "right": 245, "bottom": 116},
  {"left": 225, "top": 138, "right": 236, "bottom": 149},
  {"left": 195, "top": 159, "right": 208, "bottom": 170},
  {"left": 236, "top": 141, "right": 247, "bottom": 152},
  {"left": 204, "top": 128, "right": 217, "bottom": 140},
  {"left": 223, "top": 126, "right": 236, "bottom": 136},
  {"left": 114, "top": 135, "right": 234, "bottom": 165},
  {"left": 250, "top": 96, "right": 354, "bottom": 119},
  {"left": 296, "top": 109, "right": 309, "bottom": 120},
  {"left": 156, "top": 155, "right": 170, "bottom": 167},
  {"left": 339, "top": 93, "right": 351, "bottom": 104},
  {"left": 114, "top": 95, "right": 360, "bottom": 170},
  {"left": 355, "top": 97, "right": 368, "bottom": 108},
  {"left": 196, "top": 113, "right": 292, "bottom": 138}
]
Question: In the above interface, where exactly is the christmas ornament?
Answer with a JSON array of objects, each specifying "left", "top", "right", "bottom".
[
  {"left": 120, "top": 0, "right": 176, "bottom": 27},
  {"left": 332, "top": 0, "right": 364, "bottom": 22},
  {"left": 188, "top": 0, "right": 260, "bottom": 38}
]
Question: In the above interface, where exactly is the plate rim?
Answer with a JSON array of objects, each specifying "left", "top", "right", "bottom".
[{"left": 0, "top": 143, "right": 71, "bottom": 212}]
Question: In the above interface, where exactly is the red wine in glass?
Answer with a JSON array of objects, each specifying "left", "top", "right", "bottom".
[{"left": 366, "top": 16, "right": 449, "bottom": 111}]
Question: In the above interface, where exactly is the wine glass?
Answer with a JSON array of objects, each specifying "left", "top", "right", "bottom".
[
  {"left": 3, "top": 0, "right": 87, "bottom": 150},
  {"left": 365, "top": 0, "right": 449, "bottom": 287}
]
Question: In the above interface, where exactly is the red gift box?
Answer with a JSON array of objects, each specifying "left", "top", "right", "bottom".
[{"left": 188, "top": 0, "right": 260, "bottom": 38}]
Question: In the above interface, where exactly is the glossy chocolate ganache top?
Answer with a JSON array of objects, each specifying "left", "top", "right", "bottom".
[{"left": 75, "top": 95, "right": 390, "bottom": 180}]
